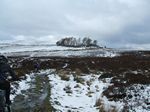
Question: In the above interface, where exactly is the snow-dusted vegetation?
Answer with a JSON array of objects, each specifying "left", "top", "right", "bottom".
[
  {"left": 0, "top": 43, "right": 149, "bottom": 112},
  {"left": 56, "top": 37, "right": 99, "bottom": 47},
  {"left": 10, "top": 68, "right": 150, "bottom": 112}
]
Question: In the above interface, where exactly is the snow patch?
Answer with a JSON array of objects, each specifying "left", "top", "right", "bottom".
[
  {"left": 10, "top": 73, "right": 33, "bottom": 101},
  {"left": 47, "top": 70, "right": 123, "bottom": 112}
]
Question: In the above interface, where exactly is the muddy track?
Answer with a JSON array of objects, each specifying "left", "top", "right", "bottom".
[{"left": 11, "top": 72, "right": 53, "bottom": 112}]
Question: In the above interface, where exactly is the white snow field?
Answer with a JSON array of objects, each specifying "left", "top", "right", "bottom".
[{"left": 0, "top": 43, "right": 117, "bottom": 57}]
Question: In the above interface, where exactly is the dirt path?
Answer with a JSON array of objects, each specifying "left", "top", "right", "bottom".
[{"left": 11, "top": 72, "right": 53, "bottom": 112}]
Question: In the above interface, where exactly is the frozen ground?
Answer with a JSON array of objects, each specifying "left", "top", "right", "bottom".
[
  {"left": 49, "top": 72, "right": 124, "bottom": 112},
  {"left": 9, "top": 69, "right": 150, "bottom": 112},
  {"left": 125, "top": 84, "right": 150, "bottom": 112},
  {"left": 0, "top": 43, "right": 117, "bottom": 57},
  {"left": 10, "top": 69, "right": 125, "bottom": 112},
  {"left": 1, "top": 43, "right": 149, "bottom": 111},
  {"left": 10, "top": 73, "right": 33, "bottom": 101}
]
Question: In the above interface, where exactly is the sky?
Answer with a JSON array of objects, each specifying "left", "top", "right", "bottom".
[{"left": 0, "top": 0, "right": 150, "bottom": 49}]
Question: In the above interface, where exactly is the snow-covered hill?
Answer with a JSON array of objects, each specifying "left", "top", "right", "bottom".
[{"left": 0, "top": 43, "right": 117, "bottom": 57}]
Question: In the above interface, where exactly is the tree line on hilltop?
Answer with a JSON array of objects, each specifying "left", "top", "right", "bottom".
[{"left": 56, "top": 37, "right": 100, "bottom": 47}]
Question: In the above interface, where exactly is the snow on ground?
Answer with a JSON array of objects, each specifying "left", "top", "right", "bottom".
[
  {"left": 0, "top": 44, "right": 85, "bottom": 54},
  {"left": 9, "top": 69, "right": 150, "bottom": 111},
  {"left": 10, "top": 73, "right": 33, "bottom": 101},
  {"left": 47, "top": 70, "right": 123, "bottom": 112},
  {"left": 9, "top": 69, "right": 124, "bottom": 111},
  {"left": 4, "top": 48, "right": 116, "bottom": 57},
  {"left": 125, "top": 84, "right": 150, "bottom": 112},
  {"left": 0, "top": 43, "right": 117, "bottom": 57}
]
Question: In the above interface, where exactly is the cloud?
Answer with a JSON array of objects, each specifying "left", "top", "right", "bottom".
[
  {"left": 0, "top": 0, "right": 150, "bottom": 49},
  {"left": 12, "top": 35, "right": 62, "bottom": 45}
]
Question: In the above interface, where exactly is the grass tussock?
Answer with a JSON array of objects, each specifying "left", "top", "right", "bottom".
[{"left": 95, "top": 99, "right": 119, "bottom": 112}]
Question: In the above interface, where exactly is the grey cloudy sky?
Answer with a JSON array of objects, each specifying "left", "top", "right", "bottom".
[{"left": 0, "top": 0, "right": 150, "bottom": 49}]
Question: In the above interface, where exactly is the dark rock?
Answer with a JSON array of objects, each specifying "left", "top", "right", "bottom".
[
  {"left": 98, "top": 73, "right": 113, "bottom": 79},
  {"left": 128, "top": 95, "right": 133, "bottom": 99}
]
